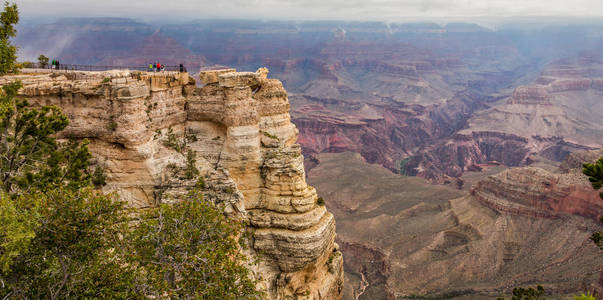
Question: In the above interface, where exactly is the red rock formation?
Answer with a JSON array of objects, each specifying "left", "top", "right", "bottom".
[
  {"left": 547, "top": 78, "right": 592, "bottom": 92},
  {"left": 472, "top": 167, "right": 603, "bottom": 221},
  {"left": 508, "top": 85, "right": 551, "bottom": 105},
  {"left": 405, "top": 132, "right": 532, "bottom": 181},
  {"left": 559, "top": 149, "right": 603, "bottom": 172}
]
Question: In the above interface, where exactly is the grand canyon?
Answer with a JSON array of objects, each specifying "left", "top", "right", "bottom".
[{"left": 11, "top": 16, "right": 603, "bottom": 299}]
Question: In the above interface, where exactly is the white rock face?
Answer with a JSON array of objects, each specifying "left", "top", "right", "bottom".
[{"left": 1, "top": 68, "right": 343, "bottom": 299}]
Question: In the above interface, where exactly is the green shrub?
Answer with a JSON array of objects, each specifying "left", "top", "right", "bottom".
[
  {"left": 107, "top": 118, "right": 117, "bottom": 131},
  {"left": 575, "top": 292, "right": 596, "bottom": 300},
  {"left": 317, "top": 197, "right": 325, "bottom": 206},
  {"left": 91, "top": 165, "right": 106, "bottom": 187},
  {"left": 129, "top": 190, "right": 262, "bottom": 299},
  {"left": 184, "top": 150, "right": 199, "bottom": 180},
  {"left": 262, "top": 131, "right": 279, "bottom": 140}
]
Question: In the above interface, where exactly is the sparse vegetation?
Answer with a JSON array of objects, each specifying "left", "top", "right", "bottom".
[
  {"left": 184, "top": 149, "right": 199, "bottom": 180},
  {"left": 163, "top": 127, "right": 185, "bottom": 153},
  {"left": 196, "top": 177, "right": 205, "bottom": 190},
  {"left": 102, "top": 77, "right": 111, "bottom": 83},
  {"left": 166, "top": 162, "right": 180, "bottom": 177},
  {"left": 128, "top": 189, "right": 263, "bottom": 299},
  {"left": 92, "top": 164, "right": 107, "bottom": 187},
  {"left": 37, "top": 54, "right": 48, "bottom": 68},
  {"left": 186, "top": 128, "right": 198, "bottom": 143},
  {"left": 497, "top": 285, "right": 546, "bottom": 300},
  {"left": 262, "top": 130, "right": 279, "bottom": 140},
  {"left": 317, "top": 196, "right": 325, "bottom": 206},
  {"left": 582, "top": 157, "right": 603, "bottom": 248},
  {"left": 107, "top": 117, "right": 117, "bottom": 131},
  {"left": 574, "top": 292, "right": 596, "bottom": 300}
]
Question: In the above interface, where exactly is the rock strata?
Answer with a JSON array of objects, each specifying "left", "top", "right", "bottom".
[
  {"left": 1, "top": 68, "right": 343, "bottom": 299},
  {"left": 472, "top": 166, "right": 603, "bottom": 220}
]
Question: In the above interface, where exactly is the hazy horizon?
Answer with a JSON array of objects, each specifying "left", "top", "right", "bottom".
[{"left": 14, "top": 0, "right": 603, "bottom": 27}]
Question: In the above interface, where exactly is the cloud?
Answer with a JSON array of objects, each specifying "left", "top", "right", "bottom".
[{"left": 14, "top": 0, "right": 603, "bottom": 22}]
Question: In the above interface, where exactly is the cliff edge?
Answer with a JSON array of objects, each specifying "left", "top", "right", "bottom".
[{"left": 0, "top": 68, "right": 343, "bottom": 299}]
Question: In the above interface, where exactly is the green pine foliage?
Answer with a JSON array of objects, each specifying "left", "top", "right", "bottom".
[
  {"left": 582, "top": 157, "right": 603, "bottom": 249},
  {"left": 0, "top": 189, "right": 134, "bottom": 299},
  {"left": 583, "top": 156, "right": 603, "bottom": 200},
  {"left": 184, "top": 149, "right": 200, "bottom": 180},
  {"left": 0, "top": 1, "right": 19, "bottom": 75},
  {"left": 0, "top": 80, "right": 95, "bottom": 194},
  {"left": 37, "top": 54, "right": 48, "bottom": 68},
  {"left": 498, "top": 285, "right": 546, "bottom": 300},
  {"left": 128, "top": 189, "right": 262, "bottom": 299},
  {"left": 92, "top": 164, "right": 107, "bottom": 187}
]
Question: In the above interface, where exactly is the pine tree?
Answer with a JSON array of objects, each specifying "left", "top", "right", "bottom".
[
  {"left": 583, "top": 157, "right": 603, "bottom": 200},
  {"left": 37, "top": 54, "right": 48, "bottom": 68},
  {"left": 0, "top": 1, "right": 19, "bottom": 75},
  {"left": 128, "top": 188, "right": 262, "bottom": 299},
  {"left": 0, "top": 80, "right": 94, "bottom": 194}
]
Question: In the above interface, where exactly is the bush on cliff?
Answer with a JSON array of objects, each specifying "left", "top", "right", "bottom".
[
  {"left": 0, "top": 188, "right": 135, "bottom": 299},
  {"left": 0, "top": 80, "right": 94, "bottom": 194},
  {"left": 582, "top": 156, "right": 603, "bottom": 248},
  {"left": 128, "top": 189, "right": 262, "bottom": 299}
]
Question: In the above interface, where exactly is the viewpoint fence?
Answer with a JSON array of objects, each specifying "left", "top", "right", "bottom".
[{"left": 22, "top": 62, "right": 184, "bottom": 72}]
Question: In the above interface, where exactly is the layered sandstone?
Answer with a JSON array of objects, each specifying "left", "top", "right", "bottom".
[
  {"left": 472, "top": 167, "right": 603, "bottom": 220},
  {"left": 1, "top": 68, "right": 343, "bottom": 299},
  {"left": 311, "top": 151, "right": 603, "bottom": 299}
]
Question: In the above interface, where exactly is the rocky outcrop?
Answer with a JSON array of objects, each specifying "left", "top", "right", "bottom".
[
  {"left": 2, "top": 68, "right": 343, "bottom": 299},
  {"left": 404, "top": 131, "right": 532, "bottom": 181},
  {"left": 508, "top": 85, "right": 551, "bottom": 105},
  {"left": 560, "top": 148, "right": 603, "bottom": 172},
  {"left": 472, "top": 166, "right": 603, "bottom": 220},
  {"left": 309, "top": 152, "right": 603, "bottom": 299}
]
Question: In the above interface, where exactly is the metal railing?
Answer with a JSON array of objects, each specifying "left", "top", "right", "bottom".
[{"left": 22, "top": 62, "right": 186, "bottom": 72}]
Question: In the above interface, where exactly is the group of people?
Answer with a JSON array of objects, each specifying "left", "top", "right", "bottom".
[
  {"left": 149, "top": 62, "right": 165, "bottom": 72},
  {"left": 51, "top": 59, "right": 60, "bottom": 69},
  {"left": 147, "top": 63, "right": 187, "bottom": 72}
]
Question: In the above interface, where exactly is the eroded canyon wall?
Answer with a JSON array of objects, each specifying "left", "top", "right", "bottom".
[{"left": 1, "top": 69, "right": 343, "bottom": 299}]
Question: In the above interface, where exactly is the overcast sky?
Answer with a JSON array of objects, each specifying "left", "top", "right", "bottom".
[{"left": 14, "top": 0, "right": 603, "bottom": 23}]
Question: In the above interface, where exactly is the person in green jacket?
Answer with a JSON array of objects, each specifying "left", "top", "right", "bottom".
[{"left": 148, "top": 63, "right": 153, "bottom": 72}]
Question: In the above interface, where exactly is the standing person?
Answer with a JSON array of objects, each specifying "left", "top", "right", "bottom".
[
  {"left": 153, "top": 63, "right": 157, "bottom": 72},
  {"left": 160, "top": 63, "right": 164, "bottom": 72},
  {"left": 148, "top": 63, "right": 153, "bottom": 72},
  {"left": 179, "top": 64, "right": 184, "bottom": 72},
  {"left": 56, "top": 60, "right": 60, "bottom": 70}
]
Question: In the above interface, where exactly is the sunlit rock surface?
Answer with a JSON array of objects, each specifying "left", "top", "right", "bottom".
[{"left": 1, "top": 68, "right": 343, "bottom": 299}]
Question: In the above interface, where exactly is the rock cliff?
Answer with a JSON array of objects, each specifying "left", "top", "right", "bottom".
[
  {"left": 310, "top": 151, "right": 603, "bottom": 299},
  {"left": 472, "top": 166, "right": 603, "bottom": 220},
  {"left": 1, "top": 69, "right": 343, "bottom": 299}
]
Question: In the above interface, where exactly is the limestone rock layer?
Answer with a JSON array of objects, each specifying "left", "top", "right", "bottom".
[{"left": 1, "top": 69, "right": 343, "bottom": 299}]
